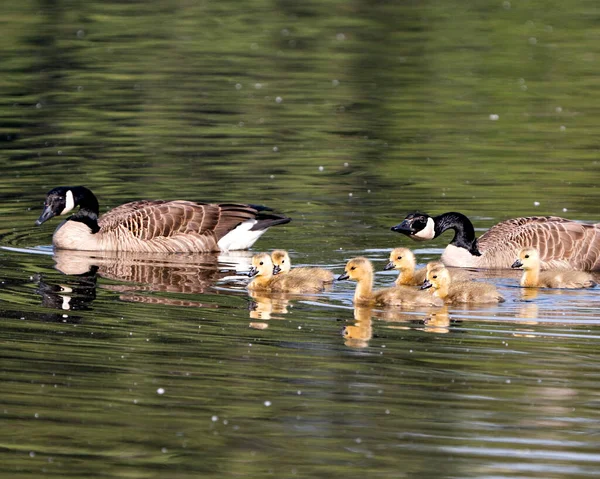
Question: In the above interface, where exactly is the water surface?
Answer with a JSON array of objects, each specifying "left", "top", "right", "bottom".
[{"left": 1, "top": 0, "right": 600, "bottom": 477}]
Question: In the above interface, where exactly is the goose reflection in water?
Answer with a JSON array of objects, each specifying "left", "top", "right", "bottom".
[{"left": 37, "top": 249, "right": 255, "bottom": 309}]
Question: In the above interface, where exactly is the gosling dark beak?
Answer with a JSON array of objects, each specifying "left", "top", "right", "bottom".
[
  {"left": 338, "top": 272, "right": 349, "bottom": 281},
  {"left": 273, "top": 265, "right": 282, "bottom": 275},
  {"left": 420, "top": 279, "right": 433, "bottom": 290},
  {"left": 511, "top": 259, "right": 523, "bottom": 269},
  {"left": 35, "top": 205, "right": 55, "bottom": 226},
  {"left": 391, "top": 219, "right": 413, "bottom": 234},
  {"left": 383, "top": 261, "right": 395, "bottom": 271},
  {"left": 248, "top": 266, "right": 259, "bottom": 278}
]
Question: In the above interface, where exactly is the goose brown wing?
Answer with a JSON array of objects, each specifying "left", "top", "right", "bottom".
[
  {"left": 479, "top": 216, "right": 600, "bottom": 270},
  {"left": 98, "top": 201, "right": 261, "bottom": 241}
]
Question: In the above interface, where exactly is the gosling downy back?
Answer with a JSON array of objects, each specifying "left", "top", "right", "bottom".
[
  {"left": 338, "top": 257, "right": 442, "bottom": 307},
  {"left": 36, "top": 186, "right": 291, "bottom": 253},
  {"left": 422, "top": 264, "right": 505, "bottom": 304},
  {"left": 511, "top": 247, "right": 597, "bottom": 289},
  {"left": 392, "top": 212, "right": 600, "bottom": 270},
  {"left": 384, "top": 248, "right": 471, "bottom": 286},
  {"left": 248, "top": 253, "right": 326, "bottom": 294},
  {"left": 271, "top": 249, "right": 334, "bottom": 285}
]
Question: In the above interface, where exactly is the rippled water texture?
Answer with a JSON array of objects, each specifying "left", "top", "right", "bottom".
[{"left": 1, "top": 0, "right": 600, "bottom": 478}]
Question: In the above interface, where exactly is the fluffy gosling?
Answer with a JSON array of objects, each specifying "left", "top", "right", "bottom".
[
  {"left": 511, "top": 247, "right": 597, "bottom": 289},
  {"left": 421, "top": 263, "right": 504, "bottom": 304},
  {"left": 338, "top": 257, "right": 442, "bottom": 307}
]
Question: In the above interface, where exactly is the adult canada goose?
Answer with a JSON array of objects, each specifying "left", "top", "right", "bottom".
[
  {"left": 511, "top": 247, "right": 597, "bottom": 289},
  {"left": 391, "top": 212, "right": 600, "bottom": 270},
  {"left": 337, "top": 257, "right": 442, "bottom": 307},
  {"left": 271, "top": 250, "right": 334, "bottom": 286},
  {"left": 35, "top": 186, "right": 290, "bottom": 252},
  {"left": 247, "top": 253, "right": 326, "bottom": 293},
  {"left": 421, "top": 263, "right": 505, "bottom": 304},
  {"left": 383, "top": 247, "right": 471, "bottom": 286}
]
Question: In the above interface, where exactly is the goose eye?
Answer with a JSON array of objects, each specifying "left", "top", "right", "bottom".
[
  {"left": 432, "top": 275, "right": 437, "bottom": 279},
  {"left": 350, "top": 266, "right": 356, "bottom": 271},
  {"left": 281, "top": 260, "right": 285, "bottom": 263},
  {"left": 397, "top": 256, "right": 402, "bottom": 260},
  {"left": 524, "top": 255, "right": 529, "bottom": 259},
  {"left": 259, "top": 261, "right": 264, "bottom": 265}
]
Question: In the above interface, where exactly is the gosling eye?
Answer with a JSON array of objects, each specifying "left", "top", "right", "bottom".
[
  {"left": 281, "top": 260, "right": 285, "bottom": 263},
  {"left": 350, "top": 266, "right": 356, "bottom": 271},
  {"left": 432, "top": 275, "right": 437, "bottom": 279},
  {"left": 259, "top": 261, "right": 264, "bottom": 265},
  {"left": 397, "top": 256, "right": 402, "bottom": 260},
  {"left": 524, "top": 255, "right": 529, "bottom": 259}
]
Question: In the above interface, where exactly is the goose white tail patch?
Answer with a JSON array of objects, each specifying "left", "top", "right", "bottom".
[
  {"left": 217, "top": 220, "right": 268, "bottom": 251},
  {"left": 412, "top": 217, "right": 436, "bottom": 241},
  {"left": 60, "top": 190, "right": 75, "bottom": 215}
]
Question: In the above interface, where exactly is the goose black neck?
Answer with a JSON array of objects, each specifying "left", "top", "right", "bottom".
[
  {"left": 433, "top": 212, "right": 481, "bottom": 256},
  {"left": 70, "top": 186, "right": 100, "bottom": 234}
]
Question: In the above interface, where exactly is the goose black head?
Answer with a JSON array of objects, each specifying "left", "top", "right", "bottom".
[
  {"left": 36, "top": 187, "right": 77, "bottom": 226},
  {"left": 391, "top": 212, "right": 436, "bottom": 241}
]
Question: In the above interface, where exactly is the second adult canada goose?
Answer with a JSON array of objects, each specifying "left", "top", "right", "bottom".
[
  {"left": 337, "top": 257, "right": 442, "bottom": 307},
  {"left": 247, "top": 253, "right": 326, "bottom": 293},
  {"left": 271, "top": 250, "right": 334, "bottom": 286},
  {"left": 383, "top": 247, "right": 471, "bottom": 286},
  {"left": 511, "top": 247, "right": 597, "bottom": 289},
  {"left": 391, "top": 212, "right": 600, "bottom": 270},
  {"left": 421, "top": 263, "right": 505, "bottom": 304},
  {"left": 35, "top": 186, "right": 290, "bottom": 253}
]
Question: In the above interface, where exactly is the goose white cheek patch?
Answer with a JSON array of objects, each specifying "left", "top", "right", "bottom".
[
  {"left": 412, "top": 217, "right": 436, "bottom": 241},
  {"left": 60, "top": 190, "right": 75, "bottom": 215}
]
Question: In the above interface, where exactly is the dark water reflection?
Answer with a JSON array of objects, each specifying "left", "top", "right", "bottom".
[{"left": 2, "top": 0, "right": 600, "bottom": 477}]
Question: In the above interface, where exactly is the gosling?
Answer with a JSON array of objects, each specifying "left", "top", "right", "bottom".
[
  {"left": 271, "top": 250, "right": 334, "bottom": 289},
  {"left": 384, "top": 248, "right": 470, "bottom": 286},
  {"left": 338, "top": 257, "right": 442, "bottom": 307},
  {"left": 248, "top": 253, "right": 327, "bottom": 293},
  {"left": 511, "top": 247, "right": 597, "bottom": 289},
  {"left": 421, "top": 264, "right": 505, "bottom": 304}
]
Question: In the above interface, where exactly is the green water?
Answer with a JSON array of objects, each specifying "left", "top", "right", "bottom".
[{"left": 1, "top": 0, "right": 600, "bottom": 477}]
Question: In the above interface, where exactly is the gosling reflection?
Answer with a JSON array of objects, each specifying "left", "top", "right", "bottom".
[
  {"left": 342, "top": 306, "right": 373, "bottom": 348},
  {"left": 248, "top": 290, "right": 291, "bottom": 321}
]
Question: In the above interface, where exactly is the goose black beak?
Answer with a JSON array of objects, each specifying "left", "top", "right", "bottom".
[
  {"left": 511, "top": 259, "right": 523, "bottom": 269},
  {"left": 35, "top": 205, "right": 56, "bottom": 226},
  {"left": 338, "top": 272, "right": 349, "bottom": 281},
  {"left": 248, "top": 267, "right": 259, "bottom": 278},
  {"left": 383, "top": 261, "right": 395, "bottom": 271},
  {"left": 390, "top": 219, "right": 413, "bottom": 234},
  {"left": 420, "top": 279, "right": 433, "bottom": 290}
]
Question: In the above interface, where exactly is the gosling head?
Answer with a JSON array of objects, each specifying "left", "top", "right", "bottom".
[
  {"left": 271, "top": 249, "right": 291, "bottom": 274},
  {"left": 338, "top": 257, "right": 373, "bottom": 281},
  {"left": 35, "top": 186, "right": 98, "bottom": 226},
  {"left": 384, "top": 247, "right": 416, "bottom": 271},
  {"left": 248, "top": 253, "right": 275, "bottom": 278},
  {"left": 511, "top": 247, "right": 540, "bottom": 270},
  {"left": 421, "top": 264, "right": 450, "bottom": 290}
]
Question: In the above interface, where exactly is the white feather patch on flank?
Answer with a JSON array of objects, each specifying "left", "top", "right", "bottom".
[
  {"left": 412, "top": 217, "right": 436, "bottom": 241},
  {"left": 60, "top": 190, "right": 75, "bottom": 215},
  {"left": 217, "top": 220, "right": 268, "bottom": 251}
]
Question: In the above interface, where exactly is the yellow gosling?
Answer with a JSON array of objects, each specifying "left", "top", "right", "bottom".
[
  {"left": 421, "top": 264, "right": 504, "bottom": 304},
  {"left": 248, "top": 253, "right": 328, "bottom": 293},
  {"left": 384, "top": 248, "right": 471, "bottom": 286},
  {"left": 338, "top": 257, "right": 442, "bottom": 307},
  {"left": 511, "top": 247, "right": 597, "bottom": 289},
  {"left": 271, "top": 249, "right": 334, "bottom": 286}
]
